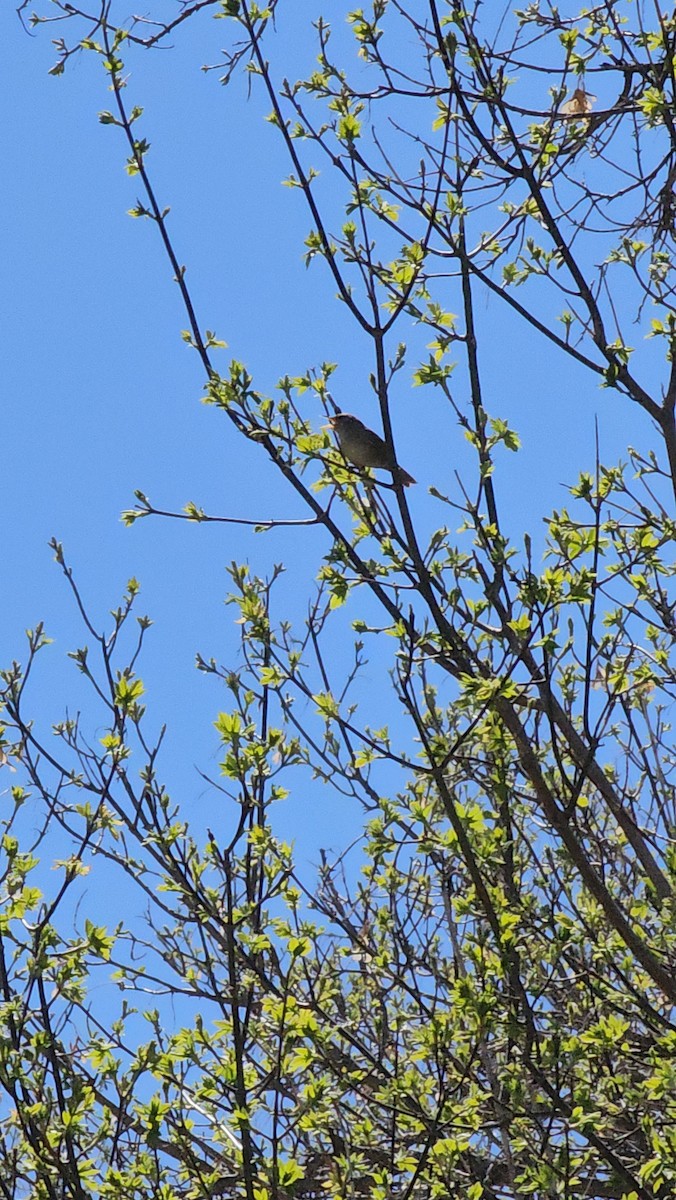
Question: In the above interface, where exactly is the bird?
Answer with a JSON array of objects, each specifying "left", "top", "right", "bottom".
[{"left": 327, "top": 413, "right": 416, "bottom": 487}]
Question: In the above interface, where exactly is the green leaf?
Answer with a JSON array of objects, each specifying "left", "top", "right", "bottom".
[{"left": 338, "top": 113, "right": 362, "bottom": 140}]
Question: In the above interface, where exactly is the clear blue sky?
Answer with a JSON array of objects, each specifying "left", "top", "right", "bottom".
[{"left": 2, "top": 3, "right": 658, "bottom": 872}]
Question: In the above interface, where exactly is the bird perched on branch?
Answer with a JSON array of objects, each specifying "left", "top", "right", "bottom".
[{"left": 328, "top": 413, "right": 416, "bottom": 487}]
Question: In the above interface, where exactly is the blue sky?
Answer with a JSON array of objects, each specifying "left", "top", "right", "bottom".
[{"left": 2, "top": 3, "right": 661, "bottom": 874}]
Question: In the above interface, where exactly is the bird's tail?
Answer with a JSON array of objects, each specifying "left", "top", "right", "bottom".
[{"left": 396, "top": 466, "right": 416, "bottom": 487}]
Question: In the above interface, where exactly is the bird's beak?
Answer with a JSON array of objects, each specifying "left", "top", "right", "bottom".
[{"left": 325, "top": 417, "right": 337, "bottom": 429}]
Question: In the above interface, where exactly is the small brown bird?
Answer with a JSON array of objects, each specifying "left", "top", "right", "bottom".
[{"left": 328, "top": 413, "right": 416, "bottom": 487}]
